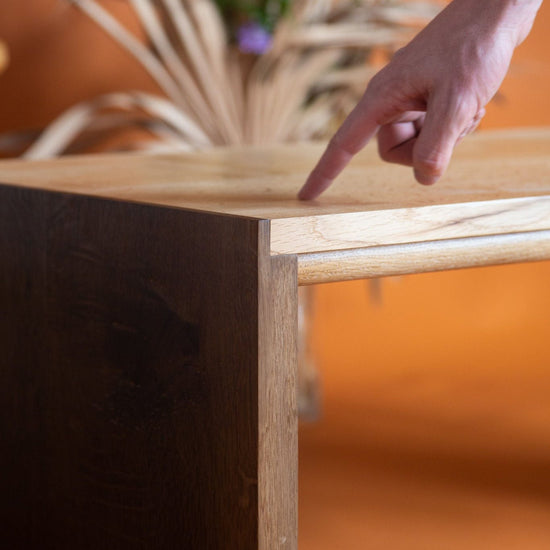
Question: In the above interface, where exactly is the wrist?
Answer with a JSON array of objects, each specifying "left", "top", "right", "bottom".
[
  {"left": 449, "top": 0, "right": 542, "bottom": 45},
  {"left": 472, "top": 0, "right": 543, "bottom": 45},
  {"left": 501, "top": 0, "right": 543, "bottom": 44}
]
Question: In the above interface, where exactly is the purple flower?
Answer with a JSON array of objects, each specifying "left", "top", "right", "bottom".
[{"left": 237, "top": 22, "right": 273, "bottom": 55}]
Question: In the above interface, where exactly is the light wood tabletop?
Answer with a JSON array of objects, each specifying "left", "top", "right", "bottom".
[{"left": 1, "top": 128, "right": 550, "bottom": 283}]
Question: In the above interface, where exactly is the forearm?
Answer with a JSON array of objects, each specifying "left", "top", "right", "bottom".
[
  {"left": 501, "top": 0, "right": 542, "bottom": 44},
  {"left": 448, "top": 0, "right": 543, "bottom": 45}
]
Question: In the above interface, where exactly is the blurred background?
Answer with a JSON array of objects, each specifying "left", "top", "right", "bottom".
[
  {"left": 300, "top": 4, "right": 550, "bottom": 548},
  {"left": 1, "top": 1, "right": 550, "bottom": 548}
]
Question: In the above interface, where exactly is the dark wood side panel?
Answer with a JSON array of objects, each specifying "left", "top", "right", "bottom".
[{"left": 0, "top": 185, "right": 297, "bottom": 549}]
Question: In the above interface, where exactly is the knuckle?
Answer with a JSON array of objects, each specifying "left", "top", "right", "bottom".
[
  {"left": 365, "top": 71, "right": 384, "bottom": 98},
  {"left": 447, "top": 91, "right": 478, "bottom": 121},
  {"left": 366, "top": 65, "right": 395, "bottom": 96},
  {"left": 392, "top": 46, "right": 407, "bottom": 60},
  {"left": 414, "top": 151, "right": 446, "bottom": 177}
]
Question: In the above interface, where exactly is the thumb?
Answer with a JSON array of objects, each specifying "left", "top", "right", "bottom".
[{"left": 412, "top": 92, "right": 474, "bottom": 185}]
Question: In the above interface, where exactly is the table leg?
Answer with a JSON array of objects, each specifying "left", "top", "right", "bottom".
[{"left": 0, "top": 186, "right": 298, "bottom": 549}]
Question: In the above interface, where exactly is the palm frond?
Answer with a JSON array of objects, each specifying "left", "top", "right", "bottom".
[{"left": 27, "top": 0, "right": 441, "bottom": 157}]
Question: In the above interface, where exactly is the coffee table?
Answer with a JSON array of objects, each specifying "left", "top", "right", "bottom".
[{"left": 2, "top": 128, "right": 549, "bottom": 548}]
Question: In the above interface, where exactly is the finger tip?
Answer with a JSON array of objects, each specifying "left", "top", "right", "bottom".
[
  {"left": 298, "top": 174, "right": 325, "bottom": 201},
  {"left": 297, "top": 185, "right": 314, "bottom": 201}
]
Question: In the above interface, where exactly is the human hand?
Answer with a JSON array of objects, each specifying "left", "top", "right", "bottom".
[{"left": 298, "top": 0, "right": 542, "bottom": 200}]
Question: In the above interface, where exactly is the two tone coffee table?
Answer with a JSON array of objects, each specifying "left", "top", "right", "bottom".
[{"left": 2, "top": 129, "right": 549, "bottom": 548}]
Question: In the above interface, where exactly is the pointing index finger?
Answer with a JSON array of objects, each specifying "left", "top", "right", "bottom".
[{"left": 298, "top": 99, "right": 380, "bottom": 200}]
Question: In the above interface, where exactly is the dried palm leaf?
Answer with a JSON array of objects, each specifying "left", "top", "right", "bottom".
[
  {"left": 23, "top": 91, "right": 211, "bottom": 159},
  {"left": 26, "top": 0, "right": 441, "bottom": 158},
  {"left": 128, "top": 0, "right": 215, "bottom": 130},
  {"left": 71, "top": 0, "right": 186, "bottom": 105}
]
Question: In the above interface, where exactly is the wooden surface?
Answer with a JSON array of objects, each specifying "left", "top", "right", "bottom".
[
  {"left": 259, "top": 253, "right": 298, "bottom": 548},
  {"left": 0, "top": 128, "right": 549, "bottom": 257},
  {"left": 0, "top": 185, "right": 297, "bottom": 549},
  {"left": 298, "top": 230, "right": 550, "bottom": 284}
]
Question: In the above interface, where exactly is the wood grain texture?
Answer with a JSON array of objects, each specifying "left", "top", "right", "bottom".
[
  {"left": 258, "top": 249, "right": 298, "bottom": 549},
  {"left": 297, "top": 230, "right": 550, "bottom": 285},
  {"left": 0, "top": 185, "right": 298, "bottom": 549},
  {"left": 0, "top": 128, "right": 548, "bottom": 255},
  {"left": 272, "top": 196, "right": 550, "bottom": 254}
]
